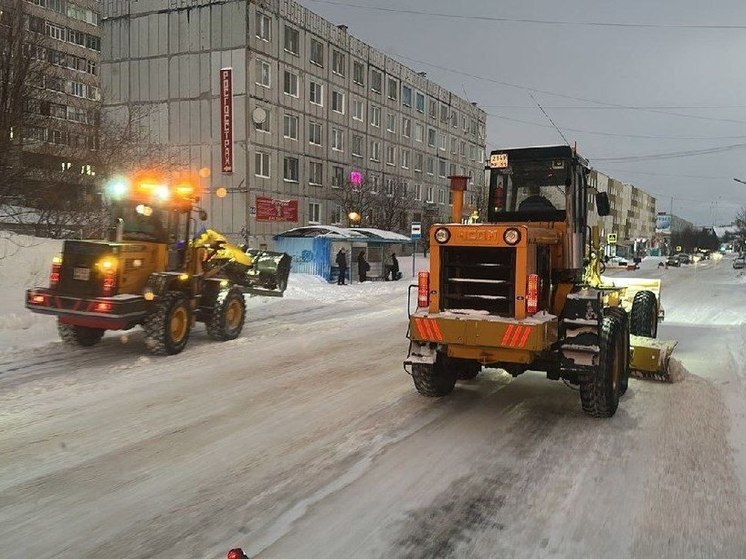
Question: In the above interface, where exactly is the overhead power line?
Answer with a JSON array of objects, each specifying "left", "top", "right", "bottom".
[
  {"left": 305, "top": 0, "right": 746, "bottom": 29},
  {"left": 594, "top": 142, "right": 746, "bottom": 162}
]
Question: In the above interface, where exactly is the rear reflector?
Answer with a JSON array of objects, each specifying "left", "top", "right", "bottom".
[
  {"left": 95, "top": 302, "right": 112, "bottom": 312},
  {"left": 527, "top": 274, "right": 539, "bottom": 314},
  {"left": 31, "top": 294, "right": 46, "bottom": 304},
  {"left": 417, "top": 271, "right": 430, "bottom": 307}
]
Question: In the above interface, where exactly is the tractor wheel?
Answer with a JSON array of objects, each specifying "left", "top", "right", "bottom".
[
  {"left": 412, "top": 353, "right": 457, "bottom": 397},
  {"left": 57, "top": 320, "right": 105, "bottom": 347},
  {"left": 206, "top": 287, "right": 246, "bottom": 341},
  {"left": 456, "top": 360, "right": 482, "bottom": 380},
  {"left": 579, "top": 313, "right": 624, "bottom": 417},
  {"left": 143, "top": 292, "right": 192, "bottom": 355},
  {"left": 630, "top": 290, "right": 658, "bottom": 338},
  {"left": 605, "top": 307, "right": 630, "bottom": 396}
]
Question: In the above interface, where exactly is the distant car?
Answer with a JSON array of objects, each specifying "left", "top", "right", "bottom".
[
  {"left": 666, "top": 255, "right": 681, "bottom": 267},
  {"left": 676, "top": 253, "right": 691, "bottom": 265},
  {"left": 734, "top": 257, "right": 745, "bottom": 270}
]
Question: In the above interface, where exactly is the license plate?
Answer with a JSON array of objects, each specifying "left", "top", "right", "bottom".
[{"left": 73, "top": 267, "right": 90, "bottom": 281}]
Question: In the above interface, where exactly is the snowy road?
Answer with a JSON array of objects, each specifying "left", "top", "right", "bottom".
[{"left": 1, "top": 254, "right": 746, "bottom": 558}]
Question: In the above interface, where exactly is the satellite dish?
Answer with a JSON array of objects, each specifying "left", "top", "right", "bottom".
[{"left": 252, "top": 107, "right": 267, "bottom": 124}]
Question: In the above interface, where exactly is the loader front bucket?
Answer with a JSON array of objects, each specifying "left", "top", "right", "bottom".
[
  {"left": 243, "top": 250, "right": 292, "bottom": 297},
  {"left": 629, "top": 335, "right": 678, "bottom": 382}
]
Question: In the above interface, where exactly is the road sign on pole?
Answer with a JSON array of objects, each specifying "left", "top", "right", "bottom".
[{"left": 411, "top": 222, "right": 421, "bottom": 239}]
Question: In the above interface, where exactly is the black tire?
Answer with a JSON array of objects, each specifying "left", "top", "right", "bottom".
[
  {"left": 456, "top": 360, "right": 482, "bottom": 380},
  {"left": 206, "top": 287, "right": 246, "bottom": 341},
  {"left": 143, "top": 292, "right": 192, "bottom": 355},
  {"left": 57, "top": 320, "right": 104, "bottom": 347},
  {"left": 630, "top": 290, "right": 658, "bottom": 338},
  {"left": 579, "top": 314, "right": 624, "bottom": 417},
  {"left": 412, "top": 353, "right": 458, "bottom": 397},
  {"left": 605, "top": 307, "right": 630, "bottom": 396}
]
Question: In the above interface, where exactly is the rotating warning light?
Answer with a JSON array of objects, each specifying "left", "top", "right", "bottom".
[
  {"left": 105, "top": 176, "right": 130, "bottom": 199},
  {"left": 216, "top": 187, "right": 228, "bottom": 198}
]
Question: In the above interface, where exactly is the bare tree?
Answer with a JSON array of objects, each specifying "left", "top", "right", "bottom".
[
  {"left": 329, "top": 174, "right": 379, "bottom": 227},
  {"left": 736, "top": 207, "right": 746, "bottom": 236},
  {"left": 371, "top": 176, "right": 417, "bottom": 233}
]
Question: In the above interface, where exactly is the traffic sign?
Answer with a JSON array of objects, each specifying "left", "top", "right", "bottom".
[
  {"left": 411, "top": 222, "right": 422, "bottom": 239},
  {"left": 607, "top": 233, "right": 617, "bottom": 244}
]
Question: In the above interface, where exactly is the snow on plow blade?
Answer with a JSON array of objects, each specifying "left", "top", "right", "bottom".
[
  {"left": 629, "top": 335, "right": 678, "bottom": 382},
  {"left": 602, "top": 277, "right": 665, "bottom": 318},
  {"left": 213, "top": 251, "right": 292, "bottom": 297}
]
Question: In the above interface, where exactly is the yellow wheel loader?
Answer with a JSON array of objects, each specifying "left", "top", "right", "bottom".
[
  {"left": 26, "top": 171, "right": 291, "bottom": 355},
  {"left": 404, "top": 145, "right": 676, "bottom": 417}
]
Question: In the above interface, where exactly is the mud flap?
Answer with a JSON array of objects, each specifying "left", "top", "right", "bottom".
[
  {"left": 559, "top": 288, "right": 603, "bottom": 373},
  {"left": 403, "top": 341, "right": 437, "bottom": 373}
]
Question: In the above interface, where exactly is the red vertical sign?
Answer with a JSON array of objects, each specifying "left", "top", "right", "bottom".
[{"left": 220, "top": 68, "right": 233, "bottom": 173}]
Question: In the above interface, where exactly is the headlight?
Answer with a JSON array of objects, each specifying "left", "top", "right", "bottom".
[
  {"left": 503, "top": 228, "right": 521, "bottom": 245},
  {"left": 434, "top": 228, "right": 450, "bottom": 244}
]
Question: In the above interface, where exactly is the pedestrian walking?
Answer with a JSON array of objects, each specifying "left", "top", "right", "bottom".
[
  {"left": 335, "top": 248, "right": 348, "bottom": 285},
  {"left": 386, "top": 252, "right": 400, "bottom": 281},
  {"left": 357, "top": 249, "right": 370, "bottom": 282}
]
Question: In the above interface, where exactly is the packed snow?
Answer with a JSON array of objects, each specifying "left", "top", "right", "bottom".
[{"left": 2, "top": 234, "right": 746, "bottom": 558}]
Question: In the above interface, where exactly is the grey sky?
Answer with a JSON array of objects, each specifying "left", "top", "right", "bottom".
[{"left": 300, "top": 0, "right": 746, "bottom": 225}]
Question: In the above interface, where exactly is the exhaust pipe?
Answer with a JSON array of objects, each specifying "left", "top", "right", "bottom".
[{"left": 448, "top": 175, "right": 469, "bottom": 223}]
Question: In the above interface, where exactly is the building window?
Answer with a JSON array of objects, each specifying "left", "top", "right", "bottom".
[
  {"left": 352, "top": 135, "right": 363, "bottom": 157},
  {"left": 426, "top": 185, "right": 434, "bottom": 203},
  {"left": 415, "top": 153, "right": 423, "bottom": 172},
  {"left": 402, "top": 85, "right": 413, "bottom": 107},
  {"left": 256, "top": 12, "right": 272, "bottom": 42},
  {"left": 429, "top": 99, "right": 437, "bottom": 119},
  {"left": 386, "top": 113, "right": 396, "bottom": 133},
  {"left": 451, "top": 136, "right": 457, "bottom": 155},
  {"left": 386, "top": 145, "right": 396, "bottom": 166},
  {"left": 353, "top": 61, "right": 365, "bottom": 85},
  {"left": 440, "top": 104, "right": 448, "bottom": 123},
  {"left": 332, "top": 50, "right": 346, "bottom": 76},
  {"left": 439, "top": 133, "right": 447, "bottom": 151},
  {"left": 401, "top": 149, "right": 410, "bottom": 169},
  {"left": 332, "top": 166, "right": 344, "bottom": 187},
  {"left": 387, "top": 77, "right": 398, "bottom": 101},
  {"left": 370, "top": 140, "right": 381, "bottom": 161},
  {"left": 385, "top": 178, "right": 395, "bottom": 196},
  {"left": 413, "top": 184, "right": 422, "bottom": 201},
  {"left": 283, "top": 114, "right": 298, "bottom": 140},
  {"left": 330, "top": 205, "right": 342, "bottom": 224},
  {"left": 438, "top": 188, "right": 446, "bottom": 204},
  {"left": 401, "top": 118, "right": 412, "bottom": 138},
  {"left": 427, "top": 128, "right": 436, "bottom": 147},
  {"left": 309, "top": 202, "right": 321, "bottom": 223},
  {"left": 283, "top": 70, "right": 299, "bottom": 97},
  {"left": 70, "top": 81, "right": 85, "bottom": 98},
  {"left": 415, "top": 123, "right": 424, "bottom": 143},
  {"left": 309, "top": 122, "right": 322, "bottom": 146},
  {"left": 332, "top": 128, "right": 344, "bottom": 152},
  {"left": 439, "top": 159, "right": 447, "bottom": 177},
  {"left": 332, "top": 90, "right": 345, "bottom": 114},
  {"left": 370, "top": 106, "right": 381, "bottom": 127},
  {"left": 46, "top": 22, "right": 65, "bottom": 41},
  {"left": 309, "top": 161, "right": 323, "bottom": 186},
  {"left": 449, "top": 163, "right": 457, "bottom": 176},
  {"left": 310, "top": 38, "right": 324, "bottom": 66},
  {"left": 309, "top": 81, "right": 323, "bottom": 105},
  {"left": 256, "top": 59, "right": 271, "bottom": 87},
  {"left": 460, "top": 141, "right": 466, "bottom": 157},
  {"left": 416, "top": 92, "right": 425, "bottom": 113},
  {"left": 284, "top": 156, "right": 299, "bottom": 182},
  {"left": 451, "top": 110, "right": 459, "bottom": 128},
  {"left": 255, "top": 152, "right": 270, "bottom": 178},
  {"left": 427, "top": 157, "right": 434, "bottom": 175},
  {"left": 284, "top": 25, "right": 299, "bottom": 54},
  {"left": 352, "top": 99, "right": 364, "bottom": 121},
  {"left": 370, "top": 69, "right": 382, "bottom": 93}
]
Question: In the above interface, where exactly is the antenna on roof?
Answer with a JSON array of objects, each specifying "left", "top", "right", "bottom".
[{"left": 529, "top": 92, "right": 570, "bottom": 146}]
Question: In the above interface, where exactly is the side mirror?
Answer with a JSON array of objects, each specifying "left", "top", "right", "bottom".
[
  {"left": 199, "top": 210, "right": 208, "bottom": 221},
  {"left": 595, "top": 192, "right": 611, "bottom": 217}
]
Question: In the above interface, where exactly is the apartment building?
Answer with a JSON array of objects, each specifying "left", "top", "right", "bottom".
[
  {"left": 588, "top": 170, "right": 657, "bottom": 257},
  {"left": 101, "top": 0, "right": 487, "bottom": 247},
  {"left": 3, "top": 0, "right": 102, "bottom": 201}
]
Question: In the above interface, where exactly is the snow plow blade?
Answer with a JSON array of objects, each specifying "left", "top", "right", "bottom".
[
  {"left": 629, "top": 335, "right": 678, "bottom": 382},
  {"left": 215, "top": 251, "right": 292, "bottom": 297}
]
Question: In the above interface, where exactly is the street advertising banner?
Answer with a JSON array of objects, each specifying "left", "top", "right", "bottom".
[
  {"left": 256, "top": 196, "right": 299, "bottom": 222},
  {"left": 220, "top": 68, "right": 233, "bottom": 173},
  {"left": 656, "top": 214, "right": 671, "bottom": 233}
]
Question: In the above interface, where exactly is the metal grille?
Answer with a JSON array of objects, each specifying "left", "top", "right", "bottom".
[
  {"left": 440, "top": 246, "right": 515, "bottom": 316},
  {"left": 58, "top": 241, "right": 112, "bottom": 297}
]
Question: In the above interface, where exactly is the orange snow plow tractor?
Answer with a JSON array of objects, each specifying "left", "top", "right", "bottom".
[
  {"left": 26, "top": 171, "right": 291, "bottom": 355},
  {"left": 404, "top": 145, "right": 677, "bottom": 417}
]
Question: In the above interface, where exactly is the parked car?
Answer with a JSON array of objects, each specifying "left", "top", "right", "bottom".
[
  {"left": 676, "top": 253, "right": 691, "bottom": 264},
  {"left": 666, "top": 255, "right": 681, "bottom": 267},
  {"left": 734, "top": 257, "right": 745, "bottom": 270}
]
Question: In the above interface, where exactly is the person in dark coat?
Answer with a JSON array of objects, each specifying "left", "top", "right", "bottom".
[
  {"left": 357, "top": 249, "right": 370, "bottom": 282},
  {"left": 388, "top": 252, "right": 400, "bottom": 280},
  {"left": 335, "top": 248, "right": 348, "bottom": 285}
]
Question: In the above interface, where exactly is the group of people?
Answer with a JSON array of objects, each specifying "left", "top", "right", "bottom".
[{"left": 335, "top": 249, "right": 400, "bottom": 285}]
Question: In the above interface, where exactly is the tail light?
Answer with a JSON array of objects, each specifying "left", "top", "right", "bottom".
[
  {"left": 526, "top": 274, "right": 539, "bottom": 314},
  {"left": 227, "top": 550, "right": 248, "bottom": 559},
  {"left": 102, "top": 270, "right": 117, "bottom": 296},
  {"left": 417, "top": 271, "right": 430, "bottom": 308},
  {"left": 49, "top": 255, "right": 62, "bottom": 289}
]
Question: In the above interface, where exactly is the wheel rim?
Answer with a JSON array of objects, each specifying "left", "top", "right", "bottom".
[
  {"left": 170, "top": 306, "right": 188, "bottom": 342},
  {"left": 225, "top": 299, "right": 243, "bottom": 329}
]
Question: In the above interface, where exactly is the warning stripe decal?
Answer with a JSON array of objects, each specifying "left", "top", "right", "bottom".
[
  {"left": 518, "top": 326, "right": 532, "bottom": 348},
  {"left": 430, "top": 320, "right": 444, "bottom": 341}
]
